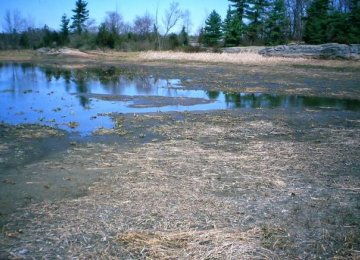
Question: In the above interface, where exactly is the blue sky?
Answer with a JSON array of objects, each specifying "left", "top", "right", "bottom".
[{"left": 0, "top": 0, "right": 229, "bottom": 34}]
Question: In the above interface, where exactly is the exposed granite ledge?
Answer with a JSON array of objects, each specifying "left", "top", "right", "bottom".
[
  {"left": 259, "top": 43, "right": 360, "bottom": 60},
  {"left": 222, "top": 43, "right": 360, "bottom": 60}
]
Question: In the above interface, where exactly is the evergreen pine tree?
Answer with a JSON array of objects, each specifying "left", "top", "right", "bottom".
[
  {"left": 348, "top": 0, "right": 360, "bottom": 43},
  {"left": 265, "top": 0, "right": 288, "bottom": 45},
  {"left": 246, "top": 0, "right": 270, "bottom": 44},
  {"left": 326, "top": 11, "right": 350, "bottom": 43},
  {"left": 303, "top": 0, "right": 329, "bottom": 44},
  {"left": 228, "top": 0, "right": 248, "bottom": 21},
  {"left": 227, "top": 0, "right": 248, "bottom": 45},
  {"left": 203, "top": 10, "right": 223, "bottom": 46},
  {"left": 60, "top": 14, "right": 70, "bottom": 45},
  {"left": 178, "top": 26, "right": 189, "bottom": 46},
  {"left": 198, "top": 27, "right": 205, "bottom": 44},
  {"left": 96, "top": 23, "right": 115, "bottom": 48},
  {"left": 71, "top": 0, "right": 89, "bottom": 35},
  {"left": 42, "top": 25, "right": 59, "bottom": 47},
  {"left": 223, "top": 5, "right": 243, "bottom": 46}
]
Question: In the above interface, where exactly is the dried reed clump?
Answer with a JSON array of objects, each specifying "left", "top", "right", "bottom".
[
  {"left": 117, "top": 227, "right": 278, "bottom": 259},
  {"left": 139, "top": 51, "right": 306, "bottom": 65}
]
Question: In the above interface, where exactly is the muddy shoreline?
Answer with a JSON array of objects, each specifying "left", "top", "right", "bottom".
[{"left": 0, "top": 54, "right": 359, "bottom": 258}]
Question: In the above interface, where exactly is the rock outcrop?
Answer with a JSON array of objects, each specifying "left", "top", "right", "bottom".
[
  {"left": 36, "top": 47, "right": 91, "bottom": 58},
  {"left": 259, "top": 43, "right": 360, "bottom": 60},
  {"left": 221, "top": 46, "right": 264, "bottom": 54}
]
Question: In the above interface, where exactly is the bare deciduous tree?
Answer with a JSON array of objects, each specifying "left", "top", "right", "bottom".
[
  {"left": 133, "top": 13, "right": 154, "bottom": 35},
  {"left": 182, "top": 9, "right": 192, "bottom": 34},
  {"left": 85, "top": 18, "right": 98, "bottom": 33},
  {"left": 104, "top": 11, "right": 124, "bottom": 34},
  {"left": 285, "top": 0, "right": 311, "bottom": 40},
  {"left": 3, "top": 9, "right": 27, "bottom": 33},
  {"left": 162, "top": 1, "right": 183, "bottom": 36}
]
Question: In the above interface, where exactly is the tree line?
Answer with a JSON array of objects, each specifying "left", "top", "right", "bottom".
[
  {"left": 1, "top": 0, "right": 359, "bottom": 51},
  {"left": 0, "top": 0, "right": 190, "bottom": 51},
  {"left": 201, "top": 0, "right": 360, "bottom": 46}
]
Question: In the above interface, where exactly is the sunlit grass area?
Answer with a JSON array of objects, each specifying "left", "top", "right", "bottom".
[
  {"left": 1, "top": 49, "right": 359, "bottom": 70},
  {"left": 0, "top": 50, "right": 34, "bottom": 61},
  {"left": 136, "top": 51, "right": 360, "bottom": 68},
  {"left": 139, "top": 51, "right": 302, "bottom": 65}
]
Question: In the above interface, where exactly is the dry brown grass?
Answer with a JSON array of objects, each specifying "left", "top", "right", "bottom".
[
  {"left": 1, "top": 49, "right": 359, "bottom": 69},
  {"left": 139, "top": 51, "right": 301, "bottom": 65},
  {"left": 117, "top": 228, "right": 277, "bottom": 259},
  {"left": 89, "top": 50, "right": 140, "bottom": 61},
  {"left": 0, "top": 50, "right": 34, "bottom": 61},
  {"left": 138, "top": 51, "right": 360, "bottom": 68}
]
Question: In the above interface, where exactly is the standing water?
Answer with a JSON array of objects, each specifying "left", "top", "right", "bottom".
[{"left": 1, "top": 63, "right": 359, "bottom": 135}]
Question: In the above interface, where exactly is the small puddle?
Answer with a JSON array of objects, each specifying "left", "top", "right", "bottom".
[{"left": 1, "top": 63, "right": 359, "bottom": 135}]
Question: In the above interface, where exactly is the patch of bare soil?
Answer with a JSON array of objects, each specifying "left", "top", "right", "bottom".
[{"left": 1, "top": 109, "right": 359, "bottom": 259}]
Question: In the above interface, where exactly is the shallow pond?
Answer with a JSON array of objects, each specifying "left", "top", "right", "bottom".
[{"left": 1, "top": 63, "right": 359, "bottom": 135}]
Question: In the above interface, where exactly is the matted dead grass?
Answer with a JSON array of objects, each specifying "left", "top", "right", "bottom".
[
  {"left": 1, "top": 49, "right": 359, "bottom": 70},
  {"left": 1, "top": 110, "right": 359, "bottom": 259},
  {"left": 117, "top": 228, "right": 277, "bottom": 259},
  {"left": 139, "top": 51, "right": 304, "bottom": 65},
  {"left": 137, "top": 51, "right": 360, "bottom": 68}
]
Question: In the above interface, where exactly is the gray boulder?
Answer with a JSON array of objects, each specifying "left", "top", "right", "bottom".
[{"left": 259, "top": 43, "right": 360, "bottom": 60}]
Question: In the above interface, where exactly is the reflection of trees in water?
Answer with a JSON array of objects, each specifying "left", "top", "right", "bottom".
[
  {"left": 37, "top": 66, "right": 161, "bottom": 96},
  {"left": 135, "top": 76, "right": 154, "bottom": 93},
  {"left": 44, "top": 68, "right": 53, "bottom": 82},
  {"left": 11, "top": 64, "right": 360, "bottom": 111},
  {"left": 73, "top": 71, "right": 90, "bottom": 107},
  {"left": 7, "top": 63, "right": 37, "bottom": 95},
  {"left": 220, "top": 93, "right": 360, "bottom": 110},
  {"left": 63, "top": 70, "right": 72, "bottom": 92},
  {"left": 222, "top": 93, "right": 289, "bottom": 108},
  {"left": 206, "top": 91, "right": 220, "bottom": 99}
]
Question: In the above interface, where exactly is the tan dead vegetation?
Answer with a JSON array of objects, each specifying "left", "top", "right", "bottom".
[
  {"left": 0, "top": 50, "right": 34, "bottom": 61},
  {"left": 8, "top": 136, "right": 290, "bottom": 258},
  {"left": 2, "top": 49, "right": 359, "bottom": 71},
  {"left": 139, "top": 51, "right": 304, "bottom": 65},
  {"left": 117, "top": 228, "right": 278, "bottom": 259},
  {"left": 1, "top": 110, "right": 359, "bottom": 258},
  {"left": 138, "top": 51, "right": 360, "bottom": 67},
  {"left": 1, "top": 115, "right": 297, "bottom": 258}
]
